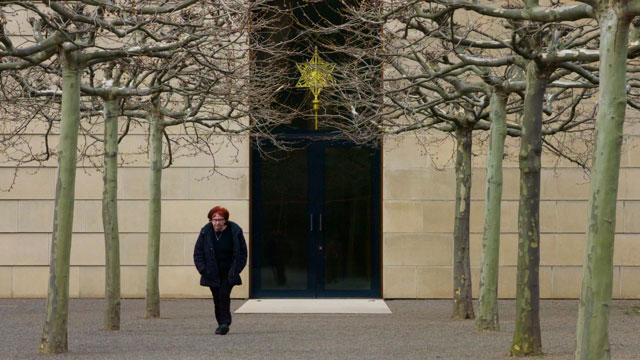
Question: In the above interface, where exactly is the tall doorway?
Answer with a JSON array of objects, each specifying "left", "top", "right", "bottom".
[{"left": 251, "top": 138, "right": 381, "bottom": 298}]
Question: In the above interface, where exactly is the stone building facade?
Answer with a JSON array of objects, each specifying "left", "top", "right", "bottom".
[{"left": 2, "top": 127, "right": 640, "bottom": 299}]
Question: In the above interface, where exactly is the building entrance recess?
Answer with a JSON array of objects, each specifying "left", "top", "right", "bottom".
[{"left": 251, "top": 138, "right": 381, "bottom": 298}]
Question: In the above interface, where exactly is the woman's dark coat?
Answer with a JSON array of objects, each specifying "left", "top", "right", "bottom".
[{"left": 193, "top": 221, "right": 248, "bottom": 288}]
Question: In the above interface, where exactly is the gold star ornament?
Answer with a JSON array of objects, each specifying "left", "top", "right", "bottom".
[{"left": 296, "top": 46, "right": 335, "bottom": 130}]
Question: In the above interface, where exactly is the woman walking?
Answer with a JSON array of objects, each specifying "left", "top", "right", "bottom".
[{"left": 194, "top": 206, "right": 247, "bottom": 335}]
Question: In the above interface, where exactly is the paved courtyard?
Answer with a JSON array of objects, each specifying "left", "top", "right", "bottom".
[{"left": 1, "top": 299, "right": 639, "bottom": 359}]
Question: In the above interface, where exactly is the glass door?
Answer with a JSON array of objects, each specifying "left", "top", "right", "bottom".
[
  {"left": 252, "top": 144, "right": 314, "bottom": 297},
  {"left": 251, "top": 139, "right": 380, "bottom": 298},
  {"left": 316, "top": 145, "right": 380, "bottom": 297}
]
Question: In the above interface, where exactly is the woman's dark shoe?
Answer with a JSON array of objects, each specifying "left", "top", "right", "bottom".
[
  {"left": 219, "top": 323, "right": 229, "bottom": 335},
  {"left": 215, "top": 326, "right": 222, "bottom": 335}
]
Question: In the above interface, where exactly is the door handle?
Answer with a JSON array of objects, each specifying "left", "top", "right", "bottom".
[
  {"left": 319, "top": 213, "right": 323, "bottom": 232},
  {"left": 310, "top": 213, "right": 313, "bottom": 232}
]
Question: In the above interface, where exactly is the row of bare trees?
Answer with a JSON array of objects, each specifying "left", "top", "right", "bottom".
[
  {"left": 3, "top": 0, "right": 640, "bottom": 358},
  {"left": 320, "top": 0, "right": 639, "bottom": 358},
  {"left": 285, "top": 0, "right": 639, "bottom": 357},
  {"left": 0, "top": 0, "right": 296, "bottom": 353}
]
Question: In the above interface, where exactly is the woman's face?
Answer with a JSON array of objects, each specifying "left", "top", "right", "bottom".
[{"left": 211, "top": 214, "right": 226, "bottom": 232}]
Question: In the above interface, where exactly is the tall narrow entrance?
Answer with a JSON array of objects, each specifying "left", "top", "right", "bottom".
[{"left": 251, "top": 138, "right": 381, "bottom": 298}]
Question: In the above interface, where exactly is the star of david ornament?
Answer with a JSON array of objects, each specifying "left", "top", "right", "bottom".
[{"left": 296, "top": 46, "right": 335, "bottom": 130}]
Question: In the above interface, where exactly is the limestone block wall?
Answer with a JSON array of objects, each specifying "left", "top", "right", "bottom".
[
  {"left": 0, "top": 130, "right": 251, "bottom": 299},
  {"left": 382, "top": 130, "right": 640, "bottom": 299},
  {"left": 3, "top": 126, "right": 640, "bottom": 299}
]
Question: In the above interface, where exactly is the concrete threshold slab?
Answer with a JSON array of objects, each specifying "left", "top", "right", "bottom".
[{"left": 234, "top": 299, "right": 392, "bottom": 314}]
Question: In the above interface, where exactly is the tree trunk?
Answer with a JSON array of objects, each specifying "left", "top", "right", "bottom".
[
  {"left": 452, "top": 126, "right": 474, "bottom": 319},
  {"left": 509, "top": 61, "right": 545, "bottom": 356},
  {"left": 145, "top": 107, "right": 163, "bottom": 318},
  {"left": 39, "top": 49, "right": 81, "bottom": 354},
  {"left": 102, "top": 97, "right": 121, "bottom": 330},
  {"left": 475, "top": 90, "right": 507, "bottom": 332},
  {"left": 575, "top": 8, "right": 629, "bottom": 360}
]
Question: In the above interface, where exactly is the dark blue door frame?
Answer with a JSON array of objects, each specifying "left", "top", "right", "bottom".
[{"left": 251, "top": 135, "right": 381, "bottom": 298}]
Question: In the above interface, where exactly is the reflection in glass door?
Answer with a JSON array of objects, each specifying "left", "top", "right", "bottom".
[
  {"left": 253, "top": 147, "right": 312, "bottom": 295},
  {"left": 320, "top": 146, "right": 378, "bottom": 295},
  {"left": 251, "top": 140, "right": 380, "bottom": 298}
]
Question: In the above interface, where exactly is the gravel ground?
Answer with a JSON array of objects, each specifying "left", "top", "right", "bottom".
[{"left": 1, "top": 299, "right": 639, "bottom": 359}]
